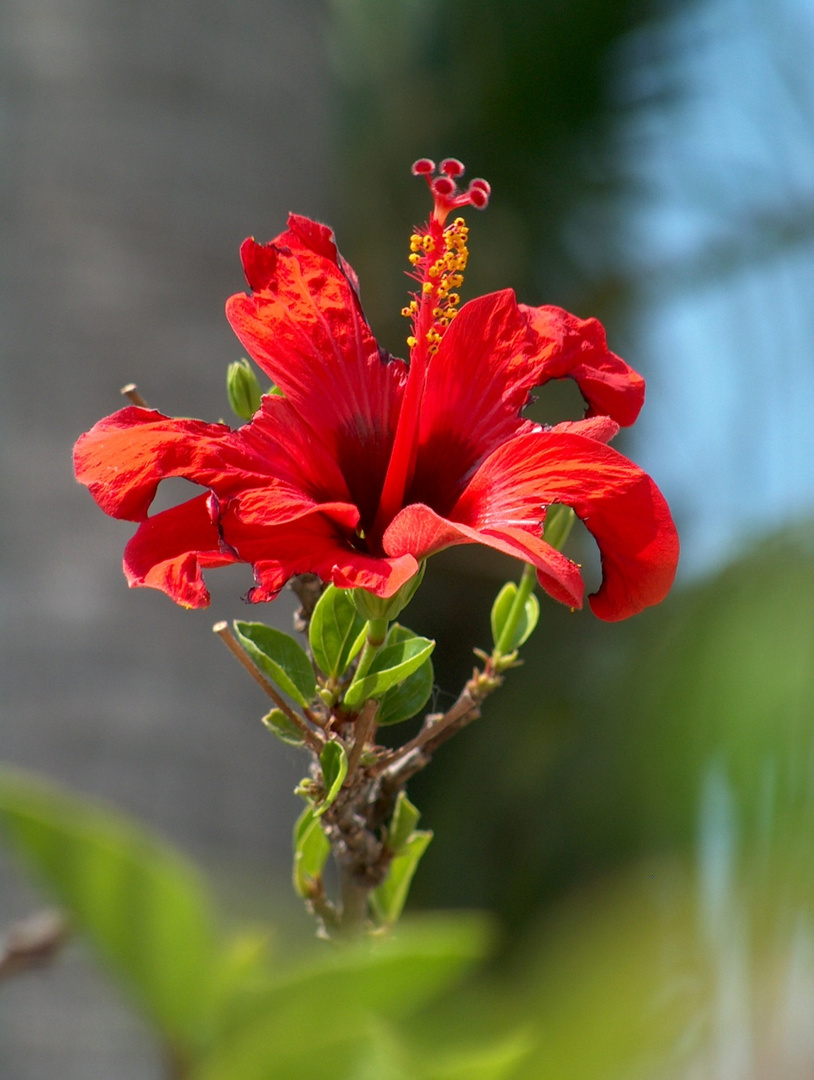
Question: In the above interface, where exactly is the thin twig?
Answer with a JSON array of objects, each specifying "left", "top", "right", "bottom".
[
  {"left": 213, "top": 622, "right": 324, "bottom": 752},
  {"left": 120, "top": 383, "right": 149, "bottom": 407},
  {"left": 344, "top": 699, "right": 378, "bottom": 787},
  {"left": 0, "top": 910, "right": 69, "bottom": 980}
]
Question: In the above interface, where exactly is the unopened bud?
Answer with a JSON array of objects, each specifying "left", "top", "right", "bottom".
[{"left": 227, "top": 358, "right": 262, "bottom": 422}]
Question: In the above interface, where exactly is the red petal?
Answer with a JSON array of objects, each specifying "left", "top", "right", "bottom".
[
  {"left": 383, "top": 503, "right": 585, "bottom": 610},
  {"left": 409, "top": 290, "right": 640, "bottom": 515},
  {"left": 123, "top": 493, "right": 235, "bottom": 608},
  {"left": 521, "top": 304, "right": 645, "bottom": 427},
  {"left": 225, "top": 216, "right": 406, "bottom": 514},
  {"left": 409, "top": 291, "right": 533, "bottom": 512},
  {"left": 450, "top": 431, "right": 679, "bottom": 620},
  {"left": 74, "top": 407, "right": 275, "bottom": 521},
  {"left": 220, "top": 491, "right": 418, "bottom": 601},
  {"left": 551, "top": 415, "right": 620, "bottom": 444}
]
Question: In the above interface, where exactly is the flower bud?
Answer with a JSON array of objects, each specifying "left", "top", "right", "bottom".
[
  {"left": 352, "top": 561, "right": 426, "bottom": 623},
  {"left": 227, "top": 358, "right": 263, "bottom": 422}
]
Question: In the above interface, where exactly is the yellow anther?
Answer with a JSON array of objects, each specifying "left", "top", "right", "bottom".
[
  {"left": 422, "top": 235, "right": 434, "bottom": 251},
  {"left": 406, "top": 335, "right": 417, "bottom": 348},
  {"left": 401, "top": 306, "right": 412, "bottom": 318},
  {"left": 422, "top": 282, "right": 433, "bottom": 294},
  {"left": 447, "top": 293, "right": 460, "bottom": 306},
  {"left": 428, "top": 264, "right": 439, "bottom": 277}
]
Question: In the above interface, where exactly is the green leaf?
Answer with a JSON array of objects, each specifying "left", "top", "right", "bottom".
[
  {"left": 344, "top": 626, "right": 435, "bottom": 710},
  {"left": 0, "top": 766, "right": 218, "bottom": 1047},
  {"left": 292, "top": 805, "right": 330, "bottom": 899},
  {"left": 386, "top": 792, "right": 421, "bottom": 854},
  {"left": 309, "top": 585, "right": 366, "bottom": 680},
  {"left": 233, "top": 621, "right": 316, "bottom": 708},
  {"left": 377, "top": 625, "right": 435, "bottom": 725},
  {"left": 371, "top": 831, "right": 433, "bottom": 926},
  {"left": 317, "top": 740, "right": 348, "bottom": 815},
  {"left": 490, "top": 582, "right": 540, "bottom": 652},
  {"left": 191, "top": 913, "right": 491, "bottom": 1080},
  {"left": 261, "top": 708, "right": 305, "bottom": 747}
]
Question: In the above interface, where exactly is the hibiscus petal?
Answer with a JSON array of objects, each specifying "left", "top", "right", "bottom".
[
  {"left": 219, "top": 491, "right": 418, "bottom": 602},
  {"left": 448, "top": 431, "right": 679, "bottom": 621},
  {"left": 383, "top": 503, "right": 585, "bottom": 610},
  {"left": 73, "top": 406, "right": 275, "bottom": 521},
  {"left": 123, "top": 493, "right": 235, "bottom": 608},
  {"left": 410, "top": 290, "right": 639, "bottom": 514},
  {"left": 225, "top": 216, "right": 407, "bottom": 521},
  {"left": 521, "top": 304, "right": 645, "bottom": 427}
]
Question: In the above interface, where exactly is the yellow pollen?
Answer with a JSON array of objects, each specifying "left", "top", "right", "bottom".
[{"left": 406, "top": 335, "right": 417, "bottom": 348}]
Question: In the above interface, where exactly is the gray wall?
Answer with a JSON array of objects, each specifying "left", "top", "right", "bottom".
[{"left": 1, "top": 1, "right": 333, "bottom": 1074}]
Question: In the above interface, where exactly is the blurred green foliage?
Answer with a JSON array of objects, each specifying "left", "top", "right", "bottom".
[
  {"left": 4, "top": 525, "right": 813, "bottom": 1077},
  {"left": 327, "top": 0, "right": 655, "bottom": 357}
]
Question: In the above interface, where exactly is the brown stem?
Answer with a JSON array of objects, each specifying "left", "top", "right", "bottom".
[
  {"left": 0, "top": 910, "right": 68, "bottom": 980},
  {"left": 213, "top": 622, "right": 324, "bottom": 753},
  {"left": 344, "top": 699, "right": 378, "bottom": 787},
  {"left": 120, "top": 383, "right": 148, "bottom": 407},
  {"left": 338, "top": 865, "right": 372, "bottom": 935}
]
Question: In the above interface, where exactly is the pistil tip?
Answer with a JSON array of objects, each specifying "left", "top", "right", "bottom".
[
  {"left": 411, "top": 157, "right": 491, "bottom": 221},
  {"left": 411, "top": 158, "right": 436, "bottom": 176}
]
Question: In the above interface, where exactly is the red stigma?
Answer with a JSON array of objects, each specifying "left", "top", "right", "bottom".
[
  {"left": 412, "top": 157, "right": 491, "bottom": 223},
  {"left": 411, "top": 158, "right": 436, "bottom": 176},
  {"left": 440, "top": 158, "right": 465, "bottom": 177}
]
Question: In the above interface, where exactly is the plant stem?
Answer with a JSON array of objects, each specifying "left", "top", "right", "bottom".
[
  {"left": 338, "top": 868, "right": 371, "bottom": 936},
  {"left": 495, "top": 562, "right": 537, "bottom": 655},
  {"left": 212, "top": 622, "right": 324, "bottom": 753}
]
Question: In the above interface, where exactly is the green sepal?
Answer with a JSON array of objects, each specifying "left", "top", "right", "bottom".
[
  {"left": 490, "top": 583, "right": 540, "bottom": 652},
  {"left": 543, "top": 502, "right": 576, "bottom": 551},
  {"left": 226, "top": 358, "right": 263, "bottom": 422},
  {"left": 309, "top": 585, "right": 366, "bottom": 680},
  {"left": 316, "top": 740, "right": 348, "bottom": 816},
  {"left": 352, "top": 562, "right": 426, "bottom": 623},
  {"left": 261, "top": 708, "right": 305, "bottom": 747},
  {"left": 292, "top": 804, "right": 331, "bottom": 899},
  {"left": 386, "top": 791, "right": 421, "bottom": 854},
  {"left": 344, "top": 625, "right": 435, "bottom": 710},
  {"left": 377, "top": 625, "right": 434, "bottom": 726},
  {"left": 233, "top": 621, "right": 316, "bottom": 708},
  {"left": 371, "top": 830, "right": 433, "bottom": 926}
]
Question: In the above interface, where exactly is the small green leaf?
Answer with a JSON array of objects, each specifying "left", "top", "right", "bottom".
[
  {"left": 490, "top": 583, "right": 540, "bottom": 652},
  {"left": 292, "top": 805, "right": 330, "bottom": 898},
  {"left": 386, "top": 792, "right": 421, "bottom": 854},
  {"left": 309, "top": 585, "right": 366, "bottom": 680},
  {"left": 0, "top": 766, "right": 219, "bottom": 1046},
  {"left": 371, "top": 831, "right": 433, "bottom": 926},
  {"left": 261, "top": 709, "right": 305, "bottom": 747},
  {"left": 378, "top": 625, "right": 434, "bottom": 725},
  {"left": 317, "top": 741, "right": 348, "bottom": 815},
  {"left": 344, "top": 627, "right": 435, "bottom": 710},
  {"left": 233, "top": 621, "right": 316, "bottom": 707}
]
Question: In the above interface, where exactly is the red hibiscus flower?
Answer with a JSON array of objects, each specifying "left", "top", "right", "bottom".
[{"left": 74, "top": 158, "right": 678, "bottom": 621}]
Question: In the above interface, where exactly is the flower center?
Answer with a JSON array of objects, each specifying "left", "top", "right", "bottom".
[{"left": 370, "top": 158, "right": 490, "bottom": 548}]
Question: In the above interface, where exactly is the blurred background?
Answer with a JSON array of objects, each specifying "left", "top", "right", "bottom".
[{"left": 2, "top": 0, "right": 814, "bottom": 1075}]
